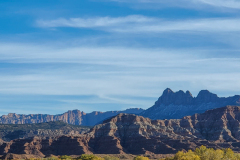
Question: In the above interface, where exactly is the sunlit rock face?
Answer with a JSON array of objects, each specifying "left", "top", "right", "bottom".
[{"left": 2, "top": 106, "right": 240, "bottom": 157}]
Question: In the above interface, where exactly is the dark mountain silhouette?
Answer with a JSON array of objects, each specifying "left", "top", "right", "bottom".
[{"left": 140, "top": 88, "right": 240, "bottom": 119}]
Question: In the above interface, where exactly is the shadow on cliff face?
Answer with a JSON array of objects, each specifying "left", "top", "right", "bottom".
[{"left": 2, "top": 106, "right": 240, "bottom": 157}]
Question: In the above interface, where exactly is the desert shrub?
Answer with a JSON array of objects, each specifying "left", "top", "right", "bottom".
[
  {"left": 194, "top": 145, "right": 208, "bottom": 157},
  {"left": 174, "top": 150, "right": 200, "bottom": 160},
  {"left": 160, "top": 157, "right": 174, "bottom": 160},
  {"left": 78, "top": 154, "right": 104, "bottom": 160},
  {"left": 234, "top": 153, "right": 240, "bottom": 160},
  {"left": 133, "top": 156, "right": 149, "bottom": 160},
  {"left": 103, "top": 155, "right": 120, "bottom": 160},
  {"left": 195, "top": 146, "right": 224, "bottom": 160},
  {"left": 46, "top": 157, "right": 60, "bottom": 160},
  {"left": 160, "top": 146, "right": 240, "bottom": 160},
  {"left": 222, "top": 148, "right": 236, "bottom": 160},
  {"left": 60, "top": 155, "right": 73, "bottom": 160}
]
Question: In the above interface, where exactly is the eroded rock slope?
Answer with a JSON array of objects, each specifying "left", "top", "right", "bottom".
[{"left": 2, "top": 106, "right": 240, "bottom": 157}]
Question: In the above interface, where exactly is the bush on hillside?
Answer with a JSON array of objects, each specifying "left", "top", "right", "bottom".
[
  {"left": 160, "top": 145, "right": 240, "bottom": 160},
  {"left": 46, "top": 157, "right": 59, "bottom": 160},
  {"left": 103, "top": 155, "right": 120, "bottom": 160},
  {"left": 133, "top": 156, "right": 149, "bottom": 160},
  {"left": 78, "top": 154, "right": 104, "bottom": 160},
  {"left": 59, "top": 155, "right": 73, "bottom": 160}
]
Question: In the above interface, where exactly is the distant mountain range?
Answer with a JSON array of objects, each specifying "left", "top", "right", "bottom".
[
  {"left": 140, "top": 88, "right": 240, "bottom": 119},
  {"left": 0, "top": 108, "right": 144, "bottom": 126},
  {"left": 1, "top": 88, "right": 240, "bottom": 126}
]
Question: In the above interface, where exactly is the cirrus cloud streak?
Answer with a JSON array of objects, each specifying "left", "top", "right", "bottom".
[
  {"left": 109, "top": 0, "right": 240, "bottom": 9},
  {"left": 37, "top": 15, "right": 240, "bottom": 33}
]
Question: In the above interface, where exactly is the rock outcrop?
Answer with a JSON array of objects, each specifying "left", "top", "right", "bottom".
[
  {"left": 87, "top": 106, "right": 240, "bottom": 154},
  {"left": 2, "top": 106, "right": 240, "bottom": 157},
  {"left": 0, "top": 108, "right": 144, "bottom": 126},
  {"left": 140, "top": 88, "right": 240, "bottom": 119},
  {"left": 0, "top": 136, "right": 93, "bottom": 158}
]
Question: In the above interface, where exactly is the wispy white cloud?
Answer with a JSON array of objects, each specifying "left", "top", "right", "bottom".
[
  {"left": 1, "top": 42, "right": 240, "bottom": 114},
  {"left": 36, "top": 16, "right": 240, "bottom": 33},
  {"left": 198, "top": 0, "right": 240, "bottom": 9},
  {"left": 110, "top": 0, "right": 240, "bottom": 9},
  {"left": 36, "top": 15, "right": 156, "bottom": 28},
  {"left": 0, "top": 43, "right": 194, "bottom": 66},
  {"left": 1, "top": 42, "right": 240, "bottom": 95}
]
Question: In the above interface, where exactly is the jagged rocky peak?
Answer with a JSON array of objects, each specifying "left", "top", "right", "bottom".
[
  {"left": 195, "top": 90, "right": 218, "bottom": 103},
  {"left": 141, "top": 88, "right": 240, "bottom": 120},
  {"left": 157, "top": 88, "right": 194, "bottom": 105},
  {"left": 157, "top": 88, "right": 221, "bottom": 105},
  {"left": 162, "top": 88, "right": 174, "bottom": 95},
  {"left": 186, "top": 90, "right": 192, "bottom": 96}
]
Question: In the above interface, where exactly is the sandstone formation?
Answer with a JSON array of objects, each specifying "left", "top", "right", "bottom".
[
  {"left": 2, "top": 106, "right": 240, "bottom": 157},
  {"left": 0, "top": 108, "right": 144, "bottom": 126},
  {"left": 140, "top": 88, "right": 240, "bottom": 119}
]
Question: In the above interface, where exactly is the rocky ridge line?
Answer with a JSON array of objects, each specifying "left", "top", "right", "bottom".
[
  {"left": 0, "top": 108, "right": 144, "bottom": 126},
  {"left": 140, "top": 88, "right": 240, "bottom": 119},
  {"left": 2, "top": 106, "right": 240, "bottom": 157}
]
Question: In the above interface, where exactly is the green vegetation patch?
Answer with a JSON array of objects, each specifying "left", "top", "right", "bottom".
[
  {"left": 0, "top": 121, "right": 91, "bottom": 141},
  {"left": 0, "top": 121, "right": 90, "bottom": 131},
  {"left": 160, "top": 145, "right": 240, "bottom": 160}
]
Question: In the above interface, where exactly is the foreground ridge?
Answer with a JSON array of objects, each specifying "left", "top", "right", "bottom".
[
  {"left": 2, "top": 106, "right": 240, "bottom": 157},
  {"left": 0, "top": 121, "right": 90, "bottom": 142}
]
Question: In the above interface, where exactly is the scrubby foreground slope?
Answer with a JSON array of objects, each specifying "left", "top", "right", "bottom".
[
  {"left": 2, "top": 106, "right": 240, "bottom": 157},
  {"left": 0, "top": 121, "right": 90, "bottom": 141}
]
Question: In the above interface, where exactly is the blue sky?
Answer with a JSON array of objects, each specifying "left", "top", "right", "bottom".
[{"left": 1, "top": 0, "right": 240, "bottom": 115}]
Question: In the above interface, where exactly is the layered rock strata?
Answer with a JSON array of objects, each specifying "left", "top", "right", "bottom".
[{"left": 2, "top": 106, "right": 240, "bottom": 157}]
